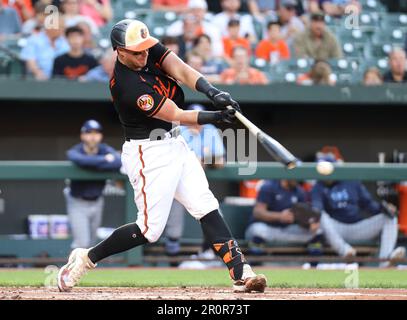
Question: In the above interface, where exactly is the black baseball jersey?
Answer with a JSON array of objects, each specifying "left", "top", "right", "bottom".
[{"left": 109, "top": 43, "right": 185, "bottom": 139}]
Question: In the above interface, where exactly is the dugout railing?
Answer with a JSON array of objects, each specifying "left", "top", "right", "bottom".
[{"left": 0, "top": 161, "right": 407, "bottom": 267}]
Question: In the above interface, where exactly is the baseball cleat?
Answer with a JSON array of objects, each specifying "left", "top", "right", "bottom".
[
  {"left": 389, "top": 246, "right": 406, "bottom": 265},
  {"left": 233, "top": 264, "right": 267, "bottom": 293},
  {"left": 57, "top": 248, "right": 96, "bottom": 292}
]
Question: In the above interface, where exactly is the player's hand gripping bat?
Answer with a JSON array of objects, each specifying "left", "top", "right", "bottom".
[{"left": 227, "top": 106, "right": 299, "bottom": 169}]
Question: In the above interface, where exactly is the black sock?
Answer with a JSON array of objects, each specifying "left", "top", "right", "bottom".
[
  {"left": 88, "top": 223, "right": 148, "bottom": 264},
  {"left": 200, "top": 210, "right": 246, "bottom": 280}
]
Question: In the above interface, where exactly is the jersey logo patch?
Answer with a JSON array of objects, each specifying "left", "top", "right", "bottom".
[{"left": 137, "top": 94, "right": 155, "bottom": 111}]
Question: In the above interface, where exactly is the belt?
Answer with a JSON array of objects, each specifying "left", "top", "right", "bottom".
[{"left": 126, "top": 126, "right": 180, "bottom": 142}]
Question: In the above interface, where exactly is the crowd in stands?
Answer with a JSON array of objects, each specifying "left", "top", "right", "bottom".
[{"left": 0, "top": 0, "right": 406, "bottom": 85}]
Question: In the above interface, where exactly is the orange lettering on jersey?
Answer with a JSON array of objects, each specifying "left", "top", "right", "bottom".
[
  {"left": 109, "top": 77, "right": 116, "bottom": 89},
  {"left": 153, "top": 77, "right": 176, "bottom": 100},
  {"left": 63, "top": 65, "right": 89, "bottom": 79}
]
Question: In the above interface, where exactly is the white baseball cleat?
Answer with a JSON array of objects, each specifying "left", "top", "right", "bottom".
[
  {"left": 389, "top": 246, "right": 406, "bottom": 265},
  {"left": 57, "top": 248, "right": 96, "bottom": 292},
  {"left": 233, "top": 264, "right": 267, "bottom": 293}
]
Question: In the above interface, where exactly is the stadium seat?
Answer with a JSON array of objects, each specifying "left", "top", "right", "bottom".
[
  {"left": 380, "top": 13, "right": 407, "bottom": 32},
  {"left": 273, "top": 58, "right": 313, "bottom": 74},
  {"left": 338, "top": 28, "right": 372, "bottom": 58},
  {"left": 360, "top": 57, "right": 389, "bottom": 74},
  {"left": 327, "top": 58, "right": 361, "bottom": 84},
  {"left": 146, "top": 11, "right": 178, "bottom": 38},
  {"left": 360, "top": 0, "right": 387, "bottom": 13}
]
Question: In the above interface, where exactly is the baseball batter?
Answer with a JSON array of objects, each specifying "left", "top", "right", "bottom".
[{"left": 57, "top": 19, "right": 267, "bottom": 293}]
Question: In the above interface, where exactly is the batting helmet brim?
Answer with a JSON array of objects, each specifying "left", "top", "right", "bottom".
[{"left": 125, "top": 37, "right": 159, "bottom": 52}]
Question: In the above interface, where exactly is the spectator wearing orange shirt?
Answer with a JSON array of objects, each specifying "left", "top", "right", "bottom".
[
  {"left": 152, "top": 0, "right": 189, "bottom": 13},
  {"left": 220, "top": 46, "right": 269, "bottom": 85},
  {"left": 255, "top": 20, "right": 290, "bottom": 65},
  {"left": 223, "top": 19, "right": 251, "bottom": 60},
  {"left": 2, "top": 0, "right": 33, "bottom": 22}
]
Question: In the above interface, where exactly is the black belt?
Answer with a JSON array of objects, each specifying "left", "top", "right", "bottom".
[{"left": 125, "top": 127, "right": 180, "bottom": 142}]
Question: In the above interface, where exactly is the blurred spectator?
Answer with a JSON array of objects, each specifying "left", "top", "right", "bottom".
[
  {"left": 211, "top": 0, "right": 257, "bottom": 43},
  {"left": 52, "top": 26, "right": 98, "bottom": 80},
  {"left": 383, "top": 48, "right": 407, "bottom": 84},
  {"left": 278, "top": 0, "right": 305, "bottom": 46},
  {"left": 185, "top": 50, "right": 220, "bottom": 83},
  {"left": 294, "top": 12, "right": 342, "bottom": 60},
  {"left": 193, "top": 34, "right": 227, "bottom": 77},
  {"left": 164, "top": 104, "right": 226, "bottom": 267},
  {"left": 222, "top": 18, "right": 251, "bottom": 59},
  {"left": 152, "top": 0, "right": 188, "bottom": 13},
  {"left": 174, "top": 13, "right": 200, "bottom": 60},
  {"left": 61, "top": 0, "right": 99, "bottom": 36},
  {"left": 22, "top": 2, "right": 46, "bottom": 35},
  {"left": 363, "top": 67, "right": 383, "bottom": 86},
  {"left": 20, "top": 17, "right": 69, "bottom": 80},
  {"left": 245, "top": 180, "right": 321, "bottom": 254},
  {"left": 0, "top": 2, "right": 22, "bottom": 38},
  {"left": 185, "top": 51, "right": 204, "bottom": 71},
  {"left": 247, "top": 0, "right": 278, "bottom": 21},
  {"left": 311, "top": 0, "right": 360, "bottom": 17},
  {"left": 297, "top": 60, "right": 335, "bottom": 85},
  {"left": 220, "top": 46, "right": 269, "bottom": 84},
  {"left": 65, "top": 119, "right": 121, "bottom": 249},
  {"left": 166, "top": 0, "right": 224, "bottom": 57},
  {"left": 255, "top": 20, "right": 290, "bottom": 64},
  {"left": 79, "top": 48, "right": 115, "bottom": 82},
  {"left": 76, "top": 20, "right": 98, "bottom": 54},
  {"left": 2, "top": 0, "right": 34, "bottom": 22},
  {"left": 79, "top": 0, "right": 112, "bottom": 27},
  {"left": 161, "top": 35, "right": 180, "bottom": 55},
  {"left": 312, "top": 150, "right": 405, "bottom": 266}
]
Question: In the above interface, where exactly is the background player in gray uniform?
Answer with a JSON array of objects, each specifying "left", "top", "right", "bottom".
[
  {"left": 65, "top": 120, "right": 121, "bottom": 249},
  {"left": 312, "top": 155, "right": 405, "bottom": 266}
]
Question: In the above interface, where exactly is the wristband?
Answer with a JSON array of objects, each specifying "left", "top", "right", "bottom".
[{"left": 195, "top": 77, "right": 221, "bottom": 99}]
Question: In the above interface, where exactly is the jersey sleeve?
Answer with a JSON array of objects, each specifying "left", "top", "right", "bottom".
[
  {"left": 123, "top": 82, "right": 167, "bottom": 117},
  {"left": 149, "top": 42, "right": 172, "bottom": 69}
]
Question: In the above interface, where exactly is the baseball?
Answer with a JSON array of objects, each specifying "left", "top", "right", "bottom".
[{"left": 316, "top": 161, "right": 334, "bottom": 175}]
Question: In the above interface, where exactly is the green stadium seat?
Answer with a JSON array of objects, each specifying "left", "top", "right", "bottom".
[
  {"left": 360, "top": 57, "right": 389, "bottom": 74},
  {"left": 360, "top": 0, "right": 387, "bottom": 13},
  {"left": 380, "top": 13, "right": 407, "bottom": 31},
  {"left": 327, "top": 58, "right": 360, "bottom": 84},
  {"left": 338, "top": 28, "right": 372, "bottom": 58},
  {"left": 146, "top": 11, "right": 178, "bottom": 37},
  {"left": 274, "top": 58, "right": 313, "bottom": 74}
]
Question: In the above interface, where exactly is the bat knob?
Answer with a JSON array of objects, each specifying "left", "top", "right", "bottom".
[{"left": 287, "top": 159, "right": 302, "bottom": 170}]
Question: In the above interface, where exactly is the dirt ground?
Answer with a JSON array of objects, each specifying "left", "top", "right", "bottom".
[{"left": 1, "top": 287, "right": 407, "bottom": 300}]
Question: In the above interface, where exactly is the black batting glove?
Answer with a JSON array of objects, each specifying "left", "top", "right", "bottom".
[
  {"left": 211, "top": 91, "right": 242, "bottom": 113},
  {"left": 197, "top": 109, "right": 236, "bottom": 125},
  {"left": 195, "top": 77, "right": 242, "bottom": 113},
  {"left": 219, "top": 108, "right": 237, "bottom": 124}
]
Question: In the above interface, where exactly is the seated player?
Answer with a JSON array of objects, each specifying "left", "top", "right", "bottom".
[
  {"left": 312, "top": 150, "right": 406, "bottom": 267},
  {"left": 245, "top": 179, "right": 322, "bottom": 254}
]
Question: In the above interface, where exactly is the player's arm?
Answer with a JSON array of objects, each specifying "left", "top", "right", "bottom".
[
  {"left": 253, "top": 203, "right": 292, "bottom": 223},
  {"left": 152, "top": 98, "right": 236, "bottom": 126},
  {"left": 161, "top": 52, "right": 241, "bottom": 112}
]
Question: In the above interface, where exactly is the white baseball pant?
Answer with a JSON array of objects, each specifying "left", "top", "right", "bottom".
[{"left": 121, "top": 134, "right": 219, "bottom": 243}]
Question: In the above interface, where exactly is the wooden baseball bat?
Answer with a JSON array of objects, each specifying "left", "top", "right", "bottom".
[{"left": 227, "top": 106, "right": 299, "bottom": 169}]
